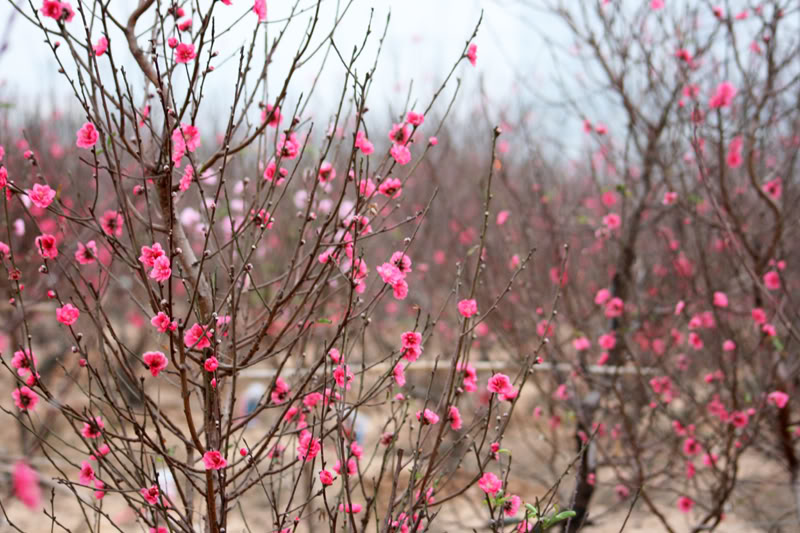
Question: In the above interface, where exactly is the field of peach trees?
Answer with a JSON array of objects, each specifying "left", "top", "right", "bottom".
[{"left": 1, "top": 1, "right": 799, "bottom": 532}]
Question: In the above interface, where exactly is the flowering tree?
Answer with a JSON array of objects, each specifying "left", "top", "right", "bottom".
[
  {"left": 4, "top": 1, "right": 799, "bottom": 532},
  {"left": 400, "top": 0, "right": 800, "bottom": 531},
  {"left": 0, "top": 1, "right": 586, "bottom": 533}
]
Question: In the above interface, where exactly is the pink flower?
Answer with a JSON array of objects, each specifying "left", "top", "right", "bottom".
[
  {"left": 174, "top": 124, "right": 198, "bottom": 150},
  {"left": 389, "top": 123, "right": 411, "bottom": 144},
  {"left": 722, "top": 339, "right": 736, "bottom": 351},
  {"left": 203, "top": 450, "right": 227, "bottom": 470},
  {"left": 82, "top": 416, "right": 104, "bottom": 438},
  {"left": 27, "top": 183, "right": 56, "bottom": 209},
  {"left": 496, "top": 210, "right": 510, "bottom": 225},
  {"left": 573, "top": 337, "right": 591, "bottom": 351},
  {"left": 12, "top": 386, "right": 39, "bottom": 411},
  {"left": 416, "top": 408, "right": 440, "bottom": 425},
  {"left": 297, "top": 430, "right": 321, "bottom": 462},
  {"left": 262, "top": 104, "right": 282, "bottom": 127},
  {"left": 651, "top": 0, "right": 664, "bottom": 9},
  {"left": 355, "top": 131, "right": 374, "bottom": 154},
  {"left": 391, "top": 251, "right": 413, "bottom": 274},
  {"left": 179, "top": 164, "right": 193, "bottom": 192},
  {"left": 713, "top": 291, "right": 728, "bottom": 308},
  {"left": 730, "top": 411, "right": 749, "bottom": 428},
  {"left": 143, "top": 351, "right": 169, "bottom": 377},
  {"left": 487, "top": 373, "right": 513, "bottom": 395},
  {"left": 390, "top": 144, "right": 411, "bottom": 165},
  {"left": 709, "top": 81, "right": 737, "bottom": 108},
  {"left": 139, "top": 242, "right": 165, "bottom": 267},
  {"left": 377, "top": 262, "right": 403, "bottom": 285},
  {"left": 603, "top": 213, "right": 621, "bottom": 230},
  {"left": 149, "top": 256, "right": 172, "bottom": 283},
  {"left": 339, "top": 503, "right": 363, "bottom": 514},
  {"left": 184, "top": 323, "right": 212, "bottom": 349},
  {"left": 253, "top": 0, "right": 266, "bottom": 21},
  {"left": 56, "top": 303, "right": 80, "bottom": 325},
  {"left": 458, "top": 299, "right": 478, "bottom": 318},
  {"left": 763, "top": 177, "right": 782, "bottom": 200},
  {"left": 151, "top": 312, "right": 177, "bottom": 333},
  {"left": 333, "top": 364, "right": 354, "bottom": 390},
  {"left": 402, "top": 345, "right": 422, "bottom": 363},
  {"left": 76, "top": 122, "right": 99, "bottom": 149},
  {"left": 605, "top": 297, "right": 624, "bottom": 318},
  {"left": 554, "top": 384, "right": 570, "bottom": 401},
  {"left": 35, "top": 234, "right": 58, "bottom": 259},
  {"left": 467, "top": 43, "right": 477, "bottom": 66},
  {"left": 677, "top": 496, "right": 694, "bottom": 513},
  {"left": 171, "top": 123, "right": 200, "bottom": 163},
  {"left": 100, "top": 210, "right": 123, "bottom": 236},
  {"left": 350, "top": 441, "right": 363, "bottom": 458},
  {"left": 401, "top": 331, "right": 422, "bottom": 349},
  {"left": 90, "top": 444, "right": 110, "bottom": 461},
  {"left": 140, "top": 485, "right": 160, "bottom": 505},
  {"left": 334, "top": 458, "right": 357, "bottom": 476},
  {"left": 768, "top": 391, "right": 789, "bottom": 409},
  {"left": 93, "top": 36, "right": 108, "bottom": 56},
  {"left": 175, "top": 42, "right": 196, "bottom": 63},
  {"left": 204, "top": 356, "right": 219, "bottom": 372},
  {"left": 407, "top": 111, "right": 424, "bottom": 126},
  {"left": 318, "top": 161, "right": 336, "bottom": 183},
  {"left": 764, "top": 270, "right": 780, "bottom": 290},
  {"left": 277, "top": 132, "right": 300, "bottom": 159},
  {"left": 595, "top": 288, "right": 611, "bottom": 304},
  {"left": 12, "top": 350, "right": 37, "bottom": 377},
  {"left": 75, "top": 241, "right": 97, "bottom": 265},
  {"left": 448, "top": 406, "right": 462, "bottom": 430},
  {"left": 271, "top": 377, "right": 290, "bottom": 404},
  {"left": 752, "top": 307, "right": 767, "bottom": 325},
  {"left": 79, "top": 461, "right": 95, "bottom": 485},
  {"left": 378, "top": 178, "right": 402, "bottom": 198},
  {"left": 598, "top": 333, "right": 616, "bottom": 350},
  {"left": 726, "top": 136, "right": 743, "bottom": 168},
  {"left": 319, "top": 470, "right": 334, "bottom": 486},
  {"left": 478, "top": 472, "right": 501, "bottom": 495},
  {"left": 12, "top": 461, "right": 41, "bottom": 510},
  {"left": 683, "top": 437, "right": 701, "bottom": 456},
  {"left": 304, "top": 392, "right": 323, "bottom": 408},
  {"left": 393, "top": 363, "right": 406, "bottom": 386},
  {"left": 503, "top": 494, "right": 521, "bottom": 516},
  {"left": 328, "top": 348, "right": 341, "bottom": 363},
  {"left": 615, "top": 484, "right": 631, "bottom": 500},
  {"left": 40, "top": 0, "right": 63, "bottom": 19},
  {"left": 663, "top": 191, "right": 678, "bottom": 205}
]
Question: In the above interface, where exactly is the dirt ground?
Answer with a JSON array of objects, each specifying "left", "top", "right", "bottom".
[{"left": 2, "top": 368, "right": 798, "bottom": 533}]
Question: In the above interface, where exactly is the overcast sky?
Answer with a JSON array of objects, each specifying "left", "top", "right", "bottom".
[{"left": 0, "top": 1, "right": 547, "bottom": 118}]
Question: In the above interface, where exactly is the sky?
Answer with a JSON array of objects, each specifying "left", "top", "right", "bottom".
[{"left": 0, "top": 1, "right": 544, "bottom": 122}]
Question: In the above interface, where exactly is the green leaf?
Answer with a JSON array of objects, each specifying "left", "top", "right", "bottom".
[
  {"left": 542, "top": 509, "right": 576, "bottom": 530},
  {"left": 317, "top": 318, "right": 332, "bottom": 324},
  {"left": 771, "top": 336, "right": 784, "bottom": 352},
  {"left": 466, "top": 244, "right": 480, "bottom": 256},
  {"left": 497, "top": 448, "right": 511, "bottom": 455}
]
